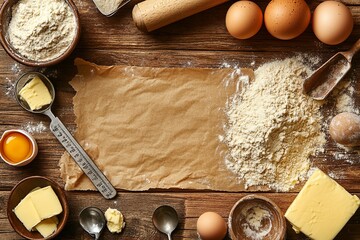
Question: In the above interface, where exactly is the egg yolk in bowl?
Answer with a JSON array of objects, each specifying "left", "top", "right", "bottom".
[{"left": 1, "top": 132, "right": 33, "bottom": 163}]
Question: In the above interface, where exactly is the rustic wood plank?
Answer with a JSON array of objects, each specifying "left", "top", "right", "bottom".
[
  {"left": 0, "top": 0, "right": 359, "bottom": 239},
  {"left": 1, "top": 192, "right": 360, "bottom": 239}
]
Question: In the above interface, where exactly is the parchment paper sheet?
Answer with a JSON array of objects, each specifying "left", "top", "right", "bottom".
[{"left": 59, "top": 59, "right": 253, "bottom": 191}]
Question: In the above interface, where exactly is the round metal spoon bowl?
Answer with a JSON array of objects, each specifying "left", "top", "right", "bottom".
[
  {"left": 152, "top": 205, "right": 179, "bottom": 240},
  {"left": 15, "top": 72, "right": 55, "bottom": 114},
  {"left": 79, "top": 207, "right": 106, "bottom": 240}
]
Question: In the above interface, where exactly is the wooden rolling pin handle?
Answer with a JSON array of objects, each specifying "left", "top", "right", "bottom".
[
  {"left": 132, "top": 0, "right": 229, "bottom": 33},
  {"left": 132, "top": 4, "right": 148, "bottom": 32}
]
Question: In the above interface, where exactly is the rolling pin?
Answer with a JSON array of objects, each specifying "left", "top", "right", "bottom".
[{"left": 132, "top": 0, "right": 229, "bottom": 32}]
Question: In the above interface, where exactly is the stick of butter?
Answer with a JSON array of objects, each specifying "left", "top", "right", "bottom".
[
  {"left": 285, "top": 169, "right": 360, "bottom": 240},
  {"left": 29, "top": 186, "right": 63, "bottom": 219},
  {"left": 13, "top": 186, "right": 63, "bottom": 232},
  {"left": 13, "top": 194, "right": 42, "bottom": 231},
  {"left": 19, "top": 76, "right": 52, "bottom": 110},
  {"left": 35, "top": 216, "right": 59, "bottom": 238}
]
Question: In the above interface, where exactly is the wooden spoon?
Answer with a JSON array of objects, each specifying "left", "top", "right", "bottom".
[{"left": 303, "top": 38, "right": 360, "bottom": 100}]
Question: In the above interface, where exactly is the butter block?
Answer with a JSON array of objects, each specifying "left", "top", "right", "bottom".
[
  {"left": 29, "top": 186, "right": 63, "bottom": 219},
  {"left": 13, "top": 195, "right": 42, "bottom": 231},
  {"left": 13, "top": 186, "right": 63, "bottom": 232},
  {"left": 35, "top": 216, "right": 59, "bottom": 238},
  {"left": 105, "top": 208, "right": 125, "bottom": 233},
  {"left": 285, "top": 169, "right": 360, "bottom": 240},
  {"left": 19, "top": 76, "right": 52, "bottom": 110}
]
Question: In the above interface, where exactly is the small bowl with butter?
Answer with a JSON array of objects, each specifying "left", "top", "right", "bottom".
[
  {"left": 228, "top": 195, "right": 286, "bottom": 240},
  {"left": 0, "top": 129, "right": 38, "bottom": 167},
  {"left": 7, "top": 176, "right": 69, "bottom": 239},
  {"left": 0, "top": 0, "right": 80, "bottom": 67}
]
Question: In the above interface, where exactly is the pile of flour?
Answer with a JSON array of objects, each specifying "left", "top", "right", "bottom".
[
  {"left": 224, "top": 57, "right": 326, "bottom": 192},
  {"left": 8, "top": 0, "right": 76, "bottom": 61}
]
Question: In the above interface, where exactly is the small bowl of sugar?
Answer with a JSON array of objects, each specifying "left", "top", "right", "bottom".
[
  {"left": 228, "top": 195, "right": 286, "bottom": 240},
  {"left": 0, "top": 0, "right": 80, "bottom": 67}
]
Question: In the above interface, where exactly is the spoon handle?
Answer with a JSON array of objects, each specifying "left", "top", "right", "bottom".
[
  {"left": 95, "top": 233, "right": 100, "bottom": 240},
  {"left": 344, "top": 38, "right": 360, "bottom": 62},
  {"left": 167, "top": 234, "right": 172, "bottom": 240},
  {"left": 43, "top": 109, "right": 117, "bottom": 199}
]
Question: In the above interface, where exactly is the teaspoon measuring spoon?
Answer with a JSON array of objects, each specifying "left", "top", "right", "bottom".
[
  {"left": 15, "top": 72, "right": 117, "bottom": 199},
  {"left": 79, "top": 207, "right": 106, "bottom": 240},
  {"left": 152, "top": 205, "right": 179, "bottom": 240}
]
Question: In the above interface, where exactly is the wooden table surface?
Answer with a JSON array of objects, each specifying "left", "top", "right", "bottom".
[{"left": 0, "top": 0, "right": 360, "bottom": 239}]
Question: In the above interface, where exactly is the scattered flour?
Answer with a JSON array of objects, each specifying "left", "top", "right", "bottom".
[
  {"left": 22, "top": 121, "right": 47, "bottom": 133},
  {"left": 223, "top": 57, "right": 326, "bottom": 191},
  {"left": 220, "top": 62, "right": 232, "bottom": 68},
  {"left": 336, "top": 86, "right": 360, "bottom": 115},
  {"left": 11, "top": 63, "right": 22, "bottom": 74},
  {"left": 328, "top": 171, "right": 341, "bottom": 180},
  {"left": 4, "top": 77, "right": 16, "bottom": 98},
  {"left": 240, "top": 205, "right": 272, "bottom": 240}
]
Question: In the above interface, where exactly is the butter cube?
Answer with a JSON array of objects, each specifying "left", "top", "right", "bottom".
[
  {"left": 13, "top": 186, "right": 63, "bottom": 233},
  {"left": 35, "top": 216, "right": 59, "bottom": 238},
  {"left": 19, "top": 76, "right": 52, "bottom": 110},
  {"left": 105, "top": 208, "right": 125, "bottom": 233},
  {"left": 13, "top": 195, "right": 42, "bottom": 231},
  {"left": 29, "top": 186, "right": 63, "bottom": 219},
  {"left": 285, "top": 169, "right": 360, "bottom": 240}
]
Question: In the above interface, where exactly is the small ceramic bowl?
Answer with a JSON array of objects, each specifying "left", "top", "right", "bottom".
[
  {"left": 0, "top": 0, "right": 80, "bottom": 67},
  {"left": 0, "top": 129, "right": 38, "bottom": 167},
  {"left": 228, "top": 195, "right": 286, "bottom": 240},
  {"left": 7, "top": 176, "right": 69, "bottom": 239}
]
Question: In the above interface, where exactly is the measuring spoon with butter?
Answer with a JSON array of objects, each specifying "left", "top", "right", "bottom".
[{"left": 15, "top": 72, "right": 117, "bottom": 199}]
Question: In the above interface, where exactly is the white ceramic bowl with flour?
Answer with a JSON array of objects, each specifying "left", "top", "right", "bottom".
[{"left": 0, "top": 0, "right": 80, "bottom": 66}]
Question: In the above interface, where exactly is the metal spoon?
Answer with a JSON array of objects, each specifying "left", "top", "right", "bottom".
[
  {"left": 152, "top": 205, "right": 179, "bottom": 240},
  {"left": 92, "top": 0, "right": 131, "bottom": 16},
  {"left": 15, "top": 72, "right": 117, "bottom": 199},
  {"left": 303, "top": 38, "right": 360, "bottom": 100},
  {"left": 79, "top": 207, "right": 106, "bottom": 240}
]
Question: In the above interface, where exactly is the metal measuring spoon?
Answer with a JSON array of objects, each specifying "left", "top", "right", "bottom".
[
  {"left": 15, "top": 72, "right": 117, "bottom": 199},
  {"left": 152, "top": 205, "right": 179, "bottom": 240},
  {"left": 303, "top": 38, "right": 360, "bottom": 100},
  {"left": 92, "top": 0, "right": 131, "bottom": 16},
  {"left": 79, "top": 207, "right": 106, "bottom": 240}
]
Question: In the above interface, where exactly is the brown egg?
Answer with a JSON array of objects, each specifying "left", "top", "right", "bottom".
[
  {"left": 197, "top": 212, "right": 227, "bottom": 240},
  {"left": 225, "top": 1, "right": 263, "bottom": 39},
  {"left": 312, "top": 1, "right": 353, "bottom": 45},
  {"left": 329, "top": 112, "right": 360, "bottom": 147},
  {"left": 264, "top": 0, "right": 310, "bottom": 40}
]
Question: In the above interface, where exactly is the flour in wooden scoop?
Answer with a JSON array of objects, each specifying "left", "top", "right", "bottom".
[{"left": 223, "top": 57, "right": 326, "bottom": 191}]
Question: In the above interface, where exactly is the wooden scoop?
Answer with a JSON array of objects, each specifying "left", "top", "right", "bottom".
[{"left": 303, "top": 38, "right": 360, "bottom": 100}]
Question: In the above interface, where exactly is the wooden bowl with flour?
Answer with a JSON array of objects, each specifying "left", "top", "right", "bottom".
[
  {"left": 0, "top": 0, "right": 80, "bottom": 67},
  {"left": 228, "top": 195, "right": 286, "bottom": 240}
]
